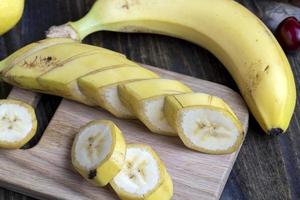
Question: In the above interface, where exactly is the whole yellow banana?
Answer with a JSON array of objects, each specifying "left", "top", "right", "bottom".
[
  {"left": 0, "top": 0, "right": 24, "bottom": 35},
  {"left": 47, "top": 0, "right": 296, "bottom": 135}
]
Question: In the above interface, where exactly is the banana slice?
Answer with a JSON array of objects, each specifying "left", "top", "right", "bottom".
[
  {"left": 118, "top": 79, "right": 192, "bottom": 136},
  {"left": 71, "top": 120, "right": 126, "bottom": 186},
  {"left": 78, "top": 65, "right": 159, "bottom": 118},
  {"left": 0, "top": 99, "right": 37, "bottom": 149},
  {"left": 1, "top": 38, "right": 76, "bottom": 74},
  {"left": 110, "top": 144, "right": 173, "bottom": 200},
  {"left": 37, "top": 52, "right": 138, "bottom": 106},
  {"left": 164, "top": 93, "right": 244, "bottom": 154}
]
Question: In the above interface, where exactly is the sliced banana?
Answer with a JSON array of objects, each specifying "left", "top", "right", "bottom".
[
  {"left": 71, "top": 120, "right": 126, "bottom": 186},
  {"left": 0, "top": 99, "right": 37, "bottom": 149},
  {"left": 110, "top": 144, "right": 173, "bottom": 200},
  {"left": 78, "top": 65, "right": 159, "bottom": 118},
  {"left": 164, "top": 93, "right": 244, "bottom": 154},
  {"left": 118, "top": 79, "right": 192, "bottom": 136},
  {"left": 37, "top": 52, "right": 138, "bottom": 106}
]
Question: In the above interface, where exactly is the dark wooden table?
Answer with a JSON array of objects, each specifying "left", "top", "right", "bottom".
[{"left": 0, "top": 0, "right": 299, "bottom": 199}]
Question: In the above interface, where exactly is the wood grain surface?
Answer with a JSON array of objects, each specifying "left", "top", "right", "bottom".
[
  {"left": 0, "top": 0, "right": 299, "bottom": 200},
  {"left": 0, "top": 64, "right": 248, "bottom": 200}
]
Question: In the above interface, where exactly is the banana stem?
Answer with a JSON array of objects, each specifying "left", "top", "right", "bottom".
[
  {"left": 47, "top": 0, "right": 107, "bottom": 41},
  {"left": 70, "top": 14, "right": 104, "bottom": 41}
]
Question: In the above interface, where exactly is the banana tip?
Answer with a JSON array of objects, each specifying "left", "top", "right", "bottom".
[{"left": 268, "top": 128, "right": 284, "bottom": 136}]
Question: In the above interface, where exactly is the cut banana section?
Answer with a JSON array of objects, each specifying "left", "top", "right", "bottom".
[
  {"left": 0, "top": 99, "right": 37, "bottom": 149},
  {"left": 164, "top": 93, "right": 244, "bottom": 154},
  {"left": 118, "top": 79, "right": 192, "bottom": 136},
  {"left": 71, "top": 120, "right": 126, "bottom": 186},
  {"left": 78, "top": 65, "right": 159, "bottom": 118},
  {"left": 110, "top": 144, "right": 173, "bottom": 200},
  {"left": 0, "top": 38, "right": 135, "bottom": 106},
  {"left": 37, "top": 52, "right": 138, "bottom": 106}
]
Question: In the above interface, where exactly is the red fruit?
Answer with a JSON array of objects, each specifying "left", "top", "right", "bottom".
[{"left": 275, "top": 17, "right": 300, "bottom": 52}]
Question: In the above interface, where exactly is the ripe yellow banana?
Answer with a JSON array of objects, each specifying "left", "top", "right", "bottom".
[
  {"left": 48, "top": 0, "right": 297, "bottom": 135},
  {"left": 0, "top": 0, "right": 24, "bottom": 35}
]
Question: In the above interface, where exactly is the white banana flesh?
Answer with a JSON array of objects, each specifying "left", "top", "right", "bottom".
[
  {"left": 113, "top": 146, "right": 160, "bottom": 195},
  {"left": 74, "top": 123, "right": 112, "bottom": 170},
  {"left": 164, "top": 93, "right": 244, "bottom": 154},
  {"left": 111, "top": 144, "right": 173, "bottom": 200},
  {"left": 72, "top": 120, "right": 126, "bottom": 186},
  {"left": 0, "top": 99, "right": 37, "bottom": 149},
  {"left": 181, "top": 109, "right": 241, "bottom": 153}
]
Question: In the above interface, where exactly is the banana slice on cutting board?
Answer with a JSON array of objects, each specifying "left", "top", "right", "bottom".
[
  {"left": 78, "top": 65, "right": 159, "bottom": 119},
  {"left": 118, "top": 79, "right": 192, "bottom": 136},
  {"left": 37, "top": 51, "right": 137, "bottom": 106},
  {"left": 164, "top": 93, "right": 244, "bottom": 154},
  {"left": 0, "top": 99, "right": 37, "bottom": 149},
  {"left": 71, "top": 120, "right": 126, "bottom": 186},
  {"left": 110, "top": 144, "right": 173, "bottom": 200}
]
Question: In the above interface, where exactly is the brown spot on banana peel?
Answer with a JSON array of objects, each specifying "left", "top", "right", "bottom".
[
  {"left": 122, "top": 0, "right": 129, "bottom": 9},
  {"left": 246, "top": 63, "right": 270, "bottom": 96},
  {"left": 2, "top": 42, "right": 74, "bottom": 75},
  {"left": 3, "top": 50, "right": 99, "bottom": 94},
  {"left": 22, "top": 56, "right": 62, "bottom": 71},
  {"left": 88, "top": 169, "right": 97, "bottom": 179},
  {"left": 121, "top": 0, "right": 139, "bottom": 9},
  {"left": 264, "top": 65, "right": 270, "bottom": 73}
]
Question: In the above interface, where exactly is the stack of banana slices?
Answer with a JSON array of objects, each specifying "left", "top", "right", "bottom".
[
  {"left": 0, "top": 38, "right": 244, "bottom": 154},
  {"left": 71, "top": 120, "right": 173, "bottom": 200}
]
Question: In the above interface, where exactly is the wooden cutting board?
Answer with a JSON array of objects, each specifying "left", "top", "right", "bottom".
[{"left": 0, "top": 65, "right": 249, "bottom": 200}]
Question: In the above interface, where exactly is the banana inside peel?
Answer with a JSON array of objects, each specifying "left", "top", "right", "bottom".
[
  {"left": 0, "top": 99, "right": 37, "bottom": 149},
  {"left": 164, "top": 93, "right": 244, "bottom": 154},
  {"left": 118, "top": 79, "right": 192, "bottom": 136},
  {"left": 78, "top": 65, "right": 159, "bottom": 119},
  {"left": 72, "top": 120, "right": 173, "bottom": 200}
]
